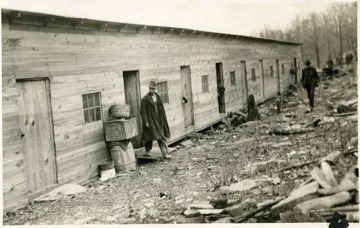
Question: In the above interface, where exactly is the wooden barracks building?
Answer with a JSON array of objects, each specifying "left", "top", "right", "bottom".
[{"left": 2, "top": 9, "right": 302, "bottom": 211}]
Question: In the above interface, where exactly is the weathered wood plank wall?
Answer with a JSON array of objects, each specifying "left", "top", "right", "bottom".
[{"left": 2, "top": 20, "right": 301, "bottom": 212}]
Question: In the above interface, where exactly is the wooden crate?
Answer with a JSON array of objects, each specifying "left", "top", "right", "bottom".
[{"left": 104, "top": 118, "right": 138, "bottom": 141}]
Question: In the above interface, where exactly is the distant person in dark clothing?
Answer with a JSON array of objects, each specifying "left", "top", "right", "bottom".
[
  {"left": 326, "top": 57, "right": 334, "bottom": 76},
  {"left": 140, "top": 81, "right": 171, "bottom": 159},
  {"left": 301, "top": 60, "right": 319, "bottom": 112}
]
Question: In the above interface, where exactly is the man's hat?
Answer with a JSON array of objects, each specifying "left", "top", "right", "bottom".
[
  {"left": 148, "top": 81, "right": 157, "bottom": 89},
  {"left": 305, "top": 59, "right": 311, "bottom": 66}
]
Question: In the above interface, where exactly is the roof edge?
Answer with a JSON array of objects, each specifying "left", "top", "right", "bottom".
[{"left": 1, "top": 9, "right": 302, "bottom": 46}]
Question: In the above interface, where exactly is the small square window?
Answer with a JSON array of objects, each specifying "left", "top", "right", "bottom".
[
  {"left": 230, "top": 71, "right": 236, "bottom": 86},
  {"left": 270, "top": 66, "right": 274, "bottom": 77},
  {"left": 251, "top": 69, "right": 256, "bottom": 81},
  {"left": 157, "top": 81, "right": 169, "bottom": 103},
  {"left": 82, "top": 93, "right": 102, "bottom": 124},
  {"left": 201, "top": 75, "right": 209, "bottom": 93}
]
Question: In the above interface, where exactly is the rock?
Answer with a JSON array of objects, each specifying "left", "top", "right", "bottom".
[
  {"left": 351, "top": 137, "right": 358, "bottom": 146},
  {"left": 318, "top": 117, "right": 336, "bottom": 125},
  {"left": 34, "top": 184, "right": 87, "bottom": 202},
  {"left": 188, "top": 202, "right": 214, "bottom": 210},
  {"left": 139, "top": 208, "right": 147, "bottom": 220},
  {"left": 148, "top": 209, "right": 161, "bottom": 218},
  {"left": 121, "top": 217, "right": 137, "bottom": 224},
  {"left": 220, "top": 179, "right": 257, "bottom": 194},
  {"left": 183, "top": 209, "right": 201, "bottom": 217},
  {"left": 175, "top": 199, "right": 185, "bottom": 205},
  {"left": 272, "top": 177, "right": 281, "bottom": 185},
  {"left": 105, "top": 215, "right": 118, "bottom": 223},
  {"left": 144, "top": 202, "right": 154, "bottom": 208},
  {"left": 181, "top": 140, "right": 194, "bottom": 147},
  {"left": 251, "top": 188, "right": 261, "bottom": 195},
  {"left": 197, "top": 209, "right": 223, "bottom": 215},
  {"left": 74, "top": 216, "right": 97, "bottom": 225},
  {"left": 213, "top": 217, "right": 232, "bottom": 223},
  {"left": 139, "top": 171, "right": 148, "bottom": 176}
]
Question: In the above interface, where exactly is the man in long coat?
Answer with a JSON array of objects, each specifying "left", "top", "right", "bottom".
[
  {"left": 301, "top": 60, "right": 319, "bottom": 112},
  {"left": 140, "top": 81, "right": 171, "bottom": 159}
]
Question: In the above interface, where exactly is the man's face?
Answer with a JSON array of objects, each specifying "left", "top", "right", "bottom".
[{"left": 149, "top": 88, "right": 156, "bottom": 95}]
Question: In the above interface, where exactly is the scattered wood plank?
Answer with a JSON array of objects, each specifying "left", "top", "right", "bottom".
[
  {"left": 276, "top": 160, "right": 318, "bottom": 173},
  {"left": 310, "top": 167, "right": 333, "bottom": 189},
  {"left": 320, "top": 162, "right": 338, "bottom": 187},
  {"left": 309, "top": 204, "right": 358, "bottom": 215},
  {"left": 330, "top": 111, "right": 357, "bottom": 117},
  {"left": 269, "top": 128, "right": 314, "bottom": 136},
  {"left": 318, "top": 172, "right": 357, "bottom": 195},
  {"left": 294, "top": 191, "right": 352, "bottom": 214},
  {"left": 223, "top": 201, "right": 256, "bottom": 217},
  {"left": 232, "top": 197, "right": 283, "bottom": 223},
  {"left": 271, "top": 181, "right": 319, "bottom": 214}
]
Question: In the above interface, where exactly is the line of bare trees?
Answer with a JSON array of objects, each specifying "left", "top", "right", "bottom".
[{"left": 256, "top": 2, "right": 357, "bottom": 69}]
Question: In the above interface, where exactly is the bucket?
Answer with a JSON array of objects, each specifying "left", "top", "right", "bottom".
[
  {"left": 110, "top": 141, "right": 136, "bottom": 173},
  {"left": 110, "top": 105, "right": 131, "bottom": 119}
]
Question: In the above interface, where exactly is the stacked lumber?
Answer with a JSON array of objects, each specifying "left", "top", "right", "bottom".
[
  {"left": 181, "top": 197, "right": 284, "bottom": 223},
  {"left": 270, "top": 161, "right": 358, "bottom": 223}
]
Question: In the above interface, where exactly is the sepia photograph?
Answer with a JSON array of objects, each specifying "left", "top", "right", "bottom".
[{"left": 1, "top": 0, "right": 358, "bottom": 225}]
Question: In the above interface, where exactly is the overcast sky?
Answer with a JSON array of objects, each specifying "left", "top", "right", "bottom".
[{"left": 0, "top": 0, "right": 356, "bottom": 36}]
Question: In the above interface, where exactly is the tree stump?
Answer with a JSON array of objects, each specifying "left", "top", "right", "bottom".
[{"left": 247, "top": 95, "right": 261, "bottom": 121}]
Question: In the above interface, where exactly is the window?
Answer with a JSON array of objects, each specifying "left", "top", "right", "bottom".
[
  {"left": 282, "top": 64, "right": 285, "bottom": 74},
  {"left": 251, "top": 68, "right": 256, "bottom": 81},
  {"left": 270, "top": 66, "right": 274, "bottom": 77},
  {"left": 230, "top": 71, "right": 236, "bottom": 86},
  {"left": 157, "top": 81, "right": 169, "bottom": 103},
  {"left": 82, "top": 92, "right": 102, "bottom": 124},
  {"left": 201, "top": 75, "right": 209, "bottom": 93}
]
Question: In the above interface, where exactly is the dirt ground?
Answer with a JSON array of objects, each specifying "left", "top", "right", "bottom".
[{"left": 3, "top": 71, "right": 358, "bottom": 225}]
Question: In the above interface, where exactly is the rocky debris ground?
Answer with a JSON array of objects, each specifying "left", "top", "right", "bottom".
[{"left": 3, "top": 71, "right": 358, "bottom": 225}]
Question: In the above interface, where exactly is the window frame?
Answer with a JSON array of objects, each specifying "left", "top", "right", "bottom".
[
  {"left": 82, "top": 92, "right": 102, "bottom": 124},
  {"left": 157, "top": 81, "right": 169, "bottom": 104},
  {"left": 201, "top": 75, "right": 209, "bottom": 93},
  {"left": 230, "top": 71, "right": 236, "bottom": 86},
  {"left": 251, "top": 68, "right": 256, "bottom": 81}
]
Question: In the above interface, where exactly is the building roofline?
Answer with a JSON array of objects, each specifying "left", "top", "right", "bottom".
[{"left": 2, "top": 9, "right": 302, "bottom": 46}]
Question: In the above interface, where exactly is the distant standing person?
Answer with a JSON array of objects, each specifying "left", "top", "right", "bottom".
[
  {"left": 140, "top": 81, "right": 172, "bottom": 159},
  {"left": 301, "top": 60, "right": 319, "bottom": 112}
]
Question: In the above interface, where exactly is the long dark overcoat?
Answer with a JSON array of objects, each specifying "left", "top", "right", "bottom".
[
  {"left": 140, "top": 92, "right": 170, "bottom": 141},
  {"left": 301, "top": 66, "right": 319, "bottom": 89}
]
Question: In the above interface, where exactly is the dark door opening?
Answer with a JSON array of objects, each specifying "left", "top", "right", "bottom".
[
  {"left": 259, "top": 60, "right": 265, "bottom": 100},
  {"left": 241, "top": 61, "right": 248, "bottom": 104},
  {"left": 123, "top": 71, "right": 142, "bottom": 148},
  {"left": 276, "top": 59, "right": 280, "bottom": 93},
  {"left": 180, "top": 66, "right": 195, "bottom": 128},
  {"left": 215, "top": 63, "right": 225, "bottom": 113},
  {"left": 294, "top": 58, "right": 298, "bottom": 83}
]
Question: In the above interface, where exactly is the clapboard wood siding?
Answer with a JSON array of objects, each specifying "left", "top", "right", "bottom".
[{"left": 2, "top": 11, "right": 302, "bottom": 212}]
